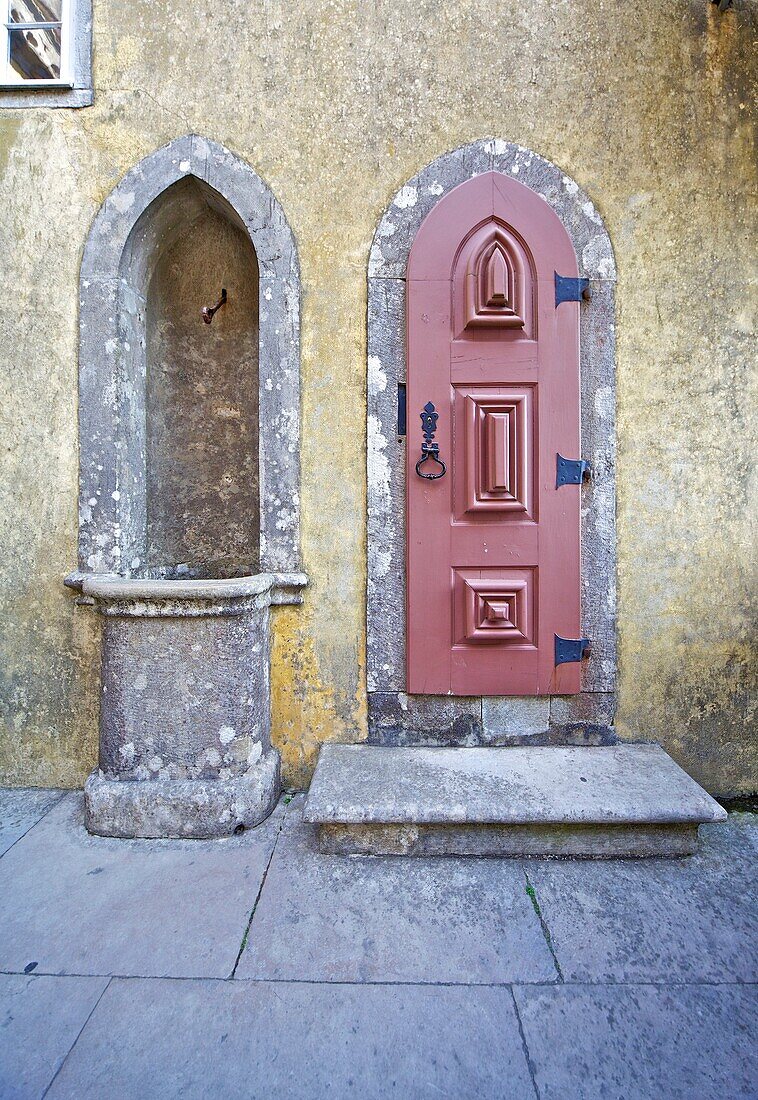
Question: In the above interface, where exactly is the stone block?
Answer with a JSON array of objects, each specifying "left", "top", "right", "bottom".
[
  {"left": 305, "top": 743, "right": 725, "bottom": 857},
  {"left": 236, "top": 797, "right": 555, "bottom": 983},
  {"left": 84, "top": 753, "right": 280, "bottom": 840},
  {"left": 305, "top": 743, "right": 726, "bottom": 826},
  {"left": 550, "top": 691, "right": 616, "bottom": 725},
  {"left": 81, "top": 574, "right": 281, "bottom": 838},
  {"left": 480, "top": 693, "right": 616, "bottom": 747},
  {"left": 550, "top": 692, "right": 616, "bottom": 740},
  {"left": 48, "top": 978, "right": 536, "bottom": 1099},
  {"left": 482, "top": 696, "right": 551, "bottom": 738},
  {"left": 0, "top": 793, "right": 285, "bottom": 978},
  {"left": 97, "top": 605, "right": 272, "bottom": 783},
  {"left": 578, "top": 277, "right": 617, "bottom": 693},
  {"left": 317, "top": 822, "right": 698, "bottom": 859},
  {"left": 367, "top": 692, "right": 482, "bottom": 746},
  {"left": 514, "top": 984, "right": 757, "bottom": 1100},
  {"left": 0, "top": 974, "right": 108, "bottom": 1098},
  {"left": 366, "top": 277, "right": 406, "bottom": 693}
]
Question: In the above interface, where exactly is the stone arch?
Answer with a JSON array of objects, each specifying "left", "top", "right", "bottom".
[
  {"left": 366, "top": 139, "right": 617, "bottom": 744},
  {"left": 75, "top": 134, "right": 302, "bottom": 582}
]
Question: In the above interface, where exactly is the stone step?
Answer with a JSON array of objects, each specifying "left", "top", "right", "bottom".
[{"left": 304, "top": 744, "right": 727, "bottom": 858}]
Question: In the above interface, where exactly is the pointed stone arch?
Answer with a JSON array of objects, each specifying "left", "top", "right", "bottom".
[
  {"left": 75, "top": 134, "right": 302, "bottom": 582},
  {"left": 366, "top": 139, "right": 618, "bottom": 744}
]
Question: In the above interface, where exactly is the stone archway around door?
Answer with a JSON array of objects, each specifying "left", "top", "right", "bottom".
[{"left": 366, "top": 139, "right": 618, "bottom": 747}]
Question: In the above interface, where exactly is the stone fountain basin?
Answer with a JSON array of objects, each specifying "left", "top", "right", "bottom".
[
  {"left": 77, "top": 572, "right": 306, "bottom": 839},
  {"left": 79, "top": 571, "right": 307, "bottom": 608}
]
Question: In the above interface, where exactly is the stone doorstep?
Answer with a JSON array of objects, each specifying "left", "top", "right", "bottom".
[{"left": 303, "top": 744, "right": 727, "bottom": 859}]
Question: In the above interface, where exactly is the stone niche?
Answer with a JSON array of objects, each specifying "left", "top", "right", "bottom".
[
  {"left": 144, "top": 179, "right": 261, "bottom": 580},
  {"left": 68, "top": 136, "right": 305, "bottom": 838}
]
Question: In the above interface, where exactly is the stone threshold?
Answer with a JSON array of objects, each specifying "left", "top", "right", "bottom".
[{"left": 304, "top": 744, "right": 727, "bottom": 858}]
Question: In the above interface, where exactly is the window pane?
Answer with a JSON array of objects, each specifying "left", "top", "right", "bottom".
[
  {"left": 10, "top": 0, "right": 63, "bottom": 22},
  {"left": 9, "top": 25, "right": 61, "bottom": 79}
]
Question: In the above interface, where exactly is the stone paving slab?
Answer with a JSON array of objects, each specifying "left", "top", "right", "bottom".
[
  {"left": 0, "top": 793, "right": 284, "bottom": 979},
  {"left": 514, "top": 982, "right": 758, "bottom": 1100},
  {"left": 0, "top": 973, "right": 109, "bottom": 1100},
  {"left": 237, "top": 797, "right": 556, "bottom": 984},
  {"left": 47, "top": 977, "right": 536, "bottom": 1100},
  {"left": 0, "top": 788, "right": 65, "bottom": 857},
  {"left": 524, "top": 820, "right": 758, "bottom": 983}
]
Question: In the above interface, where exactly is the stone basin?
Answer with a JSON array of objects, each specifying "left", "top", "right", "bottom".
[{"left": 77, "top": 572, "right": 306, "bottom": 839}]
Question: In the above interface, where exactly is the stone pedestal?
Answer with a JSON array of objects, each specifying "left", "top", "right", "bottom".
[{"left": 81, "top": 574, "right": 288, "bottom": 839}]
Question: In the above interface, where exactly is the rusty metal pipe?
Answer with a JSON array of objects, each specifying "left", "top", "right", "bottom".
[{"left": 201, "top": 288, "right": 227, "bottom": 324}]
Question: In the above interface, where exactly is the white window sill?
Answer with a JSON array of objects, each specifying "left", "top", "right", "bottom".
[
  {"left": 0, "top": 83, "right": 91, "bottom": 108},
  {"left": 0, "top": 80, "right": 75, "bottom": 89}
]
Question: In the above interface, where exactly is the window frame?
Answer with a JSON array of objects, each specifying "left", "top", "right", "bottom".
[
  {"left": 0, "top": 0, "right": 90, "bottom": 107},
  {"left": 1, "top": 0, "right": 74, "bottom": 88}
]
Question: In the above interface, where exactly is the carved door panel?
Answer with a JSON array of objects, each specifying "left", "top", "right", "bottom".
[{"left": 406, "top": 172, "right": 583, "bottom": 695}]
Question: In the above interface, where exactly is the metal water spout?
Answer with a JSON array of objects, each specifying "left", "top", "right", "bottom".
[{"left": 201, "top": 288, "right": 227, "bottom": 324}]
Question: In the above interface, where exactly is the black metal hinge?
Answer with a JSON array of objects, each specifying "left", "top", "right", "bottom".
[
  {"left": 556, "top": 453, "right": 591, "bottom": 487},
  {"left": 555, "top": 272, "right": 591, "bottom": 306},
  {"left": 555, "top": 635, "right": 592, "bottom": 666}
]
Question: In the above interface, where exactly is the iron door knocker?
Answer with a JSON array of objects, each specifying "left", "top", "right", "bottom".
[{"left": 415, "top": 401, "right": 447, "bottom": 480}]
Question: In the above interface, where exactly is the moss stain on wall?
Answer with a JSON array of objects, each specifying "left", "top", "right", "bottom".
[{"left": 0, "top": 0, "right": 755, "bottom": 793}]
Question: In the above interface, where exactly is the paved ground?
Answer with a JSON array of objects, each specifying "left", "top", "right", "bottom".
[{"left": 0, "top": 789, "right": 755, "bottom": 1100}]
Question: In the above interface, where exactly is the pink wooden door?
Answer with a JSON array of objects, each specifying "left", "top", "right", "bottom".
[{"left": 407, "top": 172, "right": 584, "bottom": 695}]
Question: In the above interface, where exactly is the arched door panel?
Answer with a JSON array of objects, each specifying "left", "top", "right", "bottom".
[{"left": 407, "top": 171, "right": 582, "bottom": 695}]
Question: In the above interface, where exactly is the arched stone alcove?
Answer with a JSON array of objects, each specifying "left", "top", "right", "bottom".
[
  {"left": 69, "top": 136, "right": 305, "bottom": 838},
  {"left": 366, "top": 139, "right": 617, "bottom": 745},
  {"left": 143, "top": 179, "right": 261, "bottom": 578},
  {"left": 74, "top": 134, "right": 302, "bottom": 582}
]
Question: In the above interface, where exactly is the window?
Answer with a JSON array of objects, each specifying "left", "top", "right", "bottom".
[
  {"left": 3, "top": 1, "right": 70, "bottom": 85},
  {"left": 1, "top": 0, "right": 91, "bottom": 107}
]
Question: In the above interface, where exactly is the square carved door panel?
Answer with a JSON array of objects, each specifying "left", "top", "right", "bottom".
[
  {"left": 455, "top": 387, "right": 536, "bottom": 520},
  {"left": 453, "top": 567, "right": 537, "bottom": 647}
]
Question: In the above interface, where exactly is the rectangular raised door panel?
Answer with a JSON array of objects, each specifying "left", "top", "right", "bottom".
[
  {"left": 407, "top": 172, "right": 582, "bottom": 696},
  {"left": 458, "top": 387, "right": 535, "bottom": 519},
  {"left": 486, "top": 410, "right": 509, "bottom": 493}
]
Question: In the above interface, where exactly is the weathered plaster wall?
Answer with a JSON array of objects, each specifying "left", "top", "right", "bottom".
[{"left": 0, "top": 0, "right": 755, "bottom": 793}]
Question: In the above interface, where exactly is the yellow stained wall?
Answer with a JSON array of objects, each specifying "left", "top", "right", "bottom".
[{"left": 0, "top": 1, "right": 755, "bottom": 793}]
